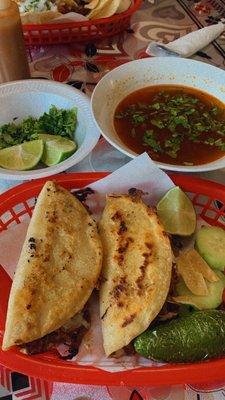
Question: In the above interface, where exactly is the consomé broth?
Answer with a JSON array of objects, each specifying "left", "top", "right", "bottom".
[{"left": 114, "top": 85, "right": 225, "bottom": 166}]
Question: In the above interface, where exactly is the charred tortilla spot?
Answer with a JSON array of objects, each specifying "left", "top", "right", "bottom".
[
  {"left": 112, "top": 211, "right": 122, "bottom": 221},
  {"left": 147, "top": 206, "right": 155, "bottom": 216},
  {"left": 26, "top": 304, "right": 31, "bottom": 310},
  {"left": 145, "top": 242, "right": 153, "bottom": 250},
  {"left": 112, "top": 211, "right": 127, "bottom": 235},
  {"left": 128, "top": 187, "right": 138, "bottom": 196},
  {"left": 111, "top": 276, "right": 127, "bottom": 300},
  {"left": 118, "top": 245, "right": 127, "bottom": 254},
  {"left": 136, "top": 251, "right": 152, "bottom": 290},
  {"left": 115, "top": 236, "right": 135, "bottom": 266},
  {"left": 73, "top": 187, "right": 94, "bottom": 203},
  {"left": 112, "top": 284, "right": 124, "bottom": 299},
  {"left": 118, "top": 254, "right": 124, "bottom": 264},
  {"left": 28, "top": 237, "right": 36, "bottom": 251},
  {"left": 118, "top": 237, "right": 133, "bottom": 255},
  {"left": 128, "top": 188, "right": 147, "bottom": 197},
  {"left": 118, "top": 301, "right": 124, "bottom": 308},
  {"left": 143, "top": 252, "right": 150, "bottom": 257},
  {"left": 101, "top": 307, "right": 109, "bottom": 320},
  {"left": 29, "top": 243, "right": 36, "bottom": 251},
  {"left": 48, "top": 210, "right": 57, "bottom": 224},
  {"left": 121, "top": 313, "right": 136, "bottom": 328},
  {"left": 118, "top": 221, "right": 127, "bottom": 234}
]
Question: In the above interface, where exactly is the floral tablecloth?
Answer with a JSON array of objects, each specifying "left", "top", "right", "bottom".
[{"left": 1, "top": 0, "right": 225, "bottom": 398}]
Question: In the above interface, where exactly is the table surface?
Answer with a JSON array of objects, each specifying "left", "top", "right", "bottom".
[{"left": 1, "top": 0, "right": 225, "bottom": 398}]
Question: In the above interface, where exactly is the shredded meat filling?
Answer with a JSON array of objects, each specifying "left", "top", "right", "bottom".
[
  {"left": 22, "top": 310, "right": 90, "bottom": 358},
  {"left": 56, "top": 0, "right": 89, "bottom": 15}
]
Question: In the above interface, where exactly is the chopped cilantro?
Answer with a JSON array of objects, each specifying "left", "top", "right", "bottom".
[
  {"left": 39, "top": 106, "right": 77, "bottom": 139},
  {"left": 211, "top": 106, "right": 219, "bottom": 115},
  {"left": 151, "top": 119, "right": 164, "bottom": 129},
  {"left": 132, "top": 113, "right": 145, "bottom": 125},
  {"left": 115, "top": 91, "right": 225, "bottom": 160},
  {"left": 143, "top": 130, "right": 162, "bottom": 152},
  {"left": 165, "top": 135, "right": 182, "bottom": 158},
  {"left": 151, "top": 103, "right": 161, "bottom": 110}
]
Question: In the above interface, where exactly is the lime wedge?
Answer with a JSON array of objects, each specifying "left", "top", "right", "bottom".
[
  {"left": 0, "top": 140, "right": 43, "bottom": 170},
  {"left": 157, "top": 186, "right": 196, "bottom": 236},
  {"left": 39, "top": 134, "right": 77, "bottom": 166}
]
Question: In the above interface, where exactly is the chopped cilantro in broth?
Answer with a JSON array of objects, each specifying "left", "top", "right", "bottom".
[{"left": 114, "top": 85, "right": 225, "bottom": 165}]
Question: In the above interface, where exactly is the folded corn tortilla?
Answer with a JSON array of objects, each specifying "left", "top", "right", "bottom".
[
  {"left": 2, "top": 181, "right": 102, "bottom": 350},
  {"left": 99, "top": 193, "right": 172, "bottom": 356}
]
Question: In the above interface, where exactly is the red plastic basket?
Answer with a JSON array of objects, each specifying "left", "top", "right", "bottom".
[
  {"left": 22, "top": 0, "right": 142, "bottom": 46},
  {"left": 0, "top": 172, "right": 225, "bottom": 385}
]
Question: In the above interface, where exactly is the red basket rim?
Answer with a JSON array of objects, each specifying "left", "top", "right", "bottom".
[
  {"left": 22, "top": 0, "right": 142, "bottom": 30},
  {"left": 0, "top": 171, "right": 225, "bottom": 386}
]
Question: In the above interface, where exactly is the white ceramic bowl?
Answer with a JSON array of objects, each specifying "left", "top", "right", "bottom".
[
  {"left": 0, "top": 80, "right": 100, "bottom": 180},
  {"left": 91, "top": 57, "right": 225, "bottom": 172}
]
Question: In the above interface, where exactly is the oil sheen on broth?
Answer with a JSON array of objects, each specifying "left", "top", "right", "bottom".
[{"left": 114, "top": 85, "right": 225, "bottom": 166}]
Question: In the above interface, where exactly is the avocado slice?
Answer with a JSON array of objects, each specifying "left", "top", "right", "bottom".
[{"left": 195, "top": 226, "right": 225, "bottom": 271}]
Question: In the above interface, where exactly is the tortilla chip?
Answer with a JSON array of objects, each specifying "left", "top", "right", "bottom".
[
  {"left": 84, "top": 0, "right": 99, "bottom": 10},
  {"left": 116, "top": 0, "right": 131, "bottom": 13},
  {"left": 88, "top": 0, "right": 120, "bottom": 19},
  {"left": 177, "top": 249, "right": 219, "bottom": 296},
  {"left": 99, "top": 194, "right": 172, "bottom": 356},
  {"left": 2, "top": 181, "right": 102, "bottom": 350},
  {"left": 172, "top": 295, "right": 201, "bottom": 309}
]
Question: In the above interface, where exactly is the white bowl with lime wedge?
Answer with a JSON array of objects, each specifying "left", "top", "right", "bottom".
[{"left": 0, "top": 80, "right": 100, "bottom": 180}]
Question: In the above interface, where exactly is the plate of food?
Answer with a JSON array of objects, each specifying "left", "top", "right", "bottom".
[
  {"left": 0, "top": 79, "right": 100, "bottom": 180},
  {"left": 19, "top": 0, "right": 135, "bottom": 23},
  {"left": 91, "top": 57, "right": 225, "bottom": 173},
  {"left": 0, "top": 154, "right": 225, "bottom": 385},
  {"left": 20, "top": 0, "right": 142, "bottom": 45}
]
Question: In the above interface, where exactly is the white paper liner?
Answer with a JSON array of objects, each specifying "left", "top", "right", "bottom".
[
  {"left": 0, "top": 153, "right": 209, "bottom": 372},
  {"left": 49, "top": 12, "right": 88, "bottom": 23}
]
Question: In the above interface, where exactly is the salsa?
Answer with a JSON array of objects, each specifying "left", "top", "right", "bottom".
[{"left": 114, "top": 85, "right": 225, "bottom": 166}]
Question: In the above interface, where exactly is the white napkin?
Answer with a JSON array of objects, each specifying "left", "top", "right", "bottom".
[{"left": 146, "top": 23, "right": 225, "bottom": 58}]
